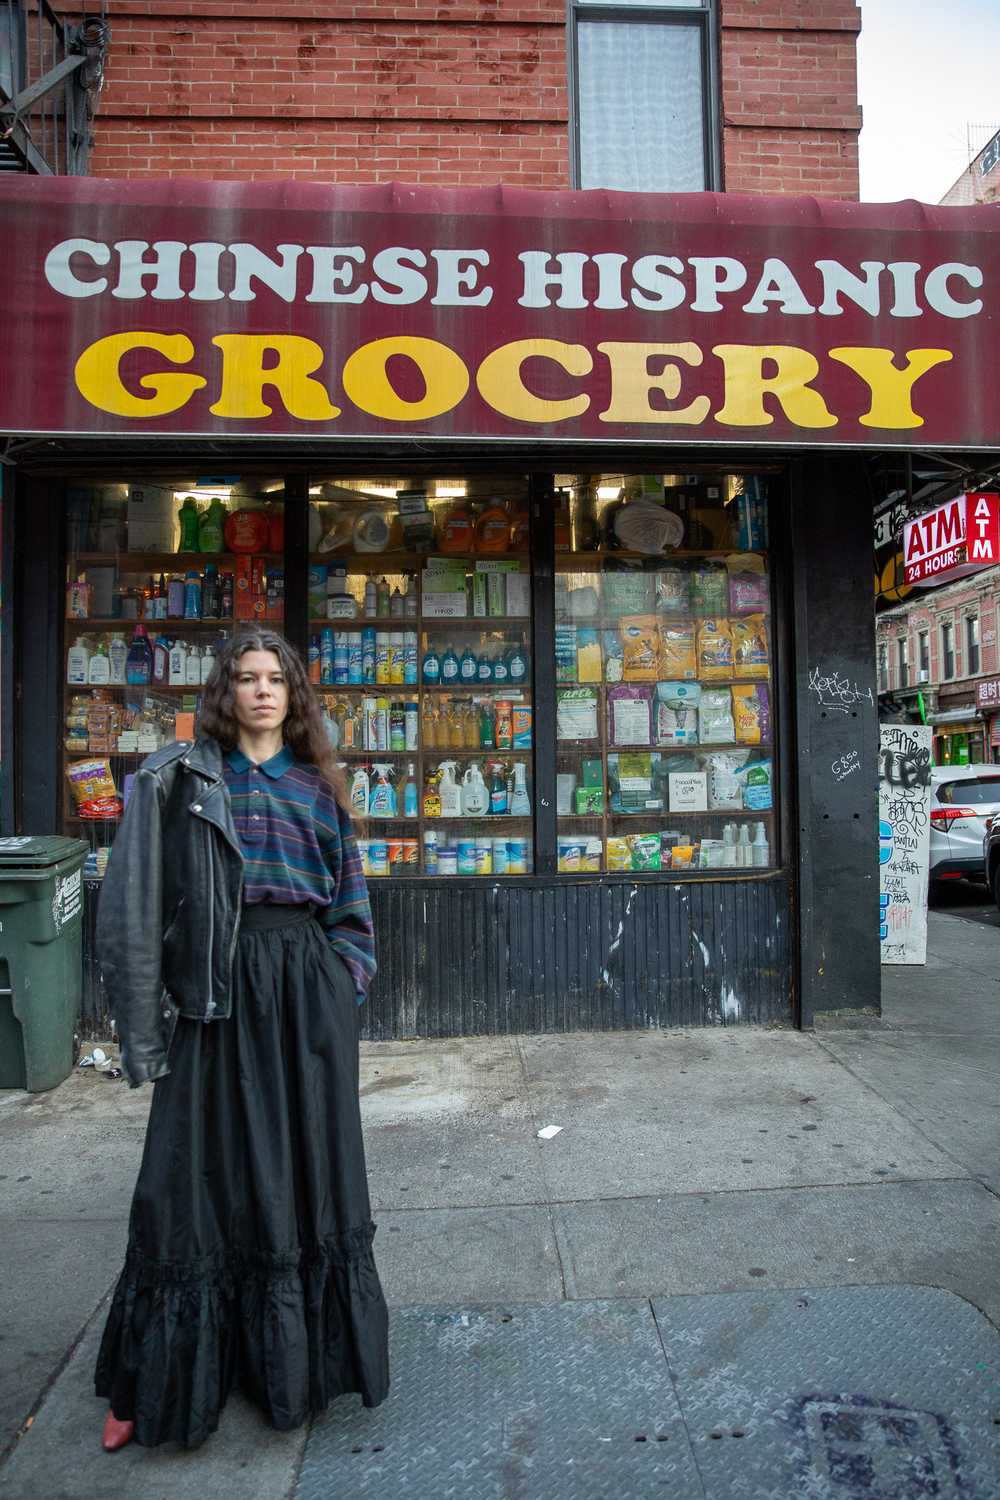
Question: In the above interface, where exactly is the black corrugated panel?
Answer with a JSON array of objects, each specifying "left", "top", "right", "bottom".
[
  {"left": 78, "top": 876, "right": 791, "bottom": 1039},
  {"left": 363, "top": 875, "right": 791, "bottom": 1039}
]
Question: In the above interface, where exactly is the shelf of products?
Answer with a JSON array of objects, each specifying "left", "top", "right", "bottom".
[
  {"left": 552, "top": 472, "right": 776, "bottom": 874},
  {"left": 62, "top": 482, "right": 287, "bottom": 876}
]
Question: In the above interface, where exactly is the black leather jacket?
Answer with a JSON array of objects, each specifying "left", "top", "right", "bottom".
[{"left": 96, "top": 735, "right": 244, "bottom": 1088}]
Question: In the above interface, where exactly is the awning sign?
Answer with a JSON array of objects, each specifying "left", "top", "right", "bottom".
[{"left": 903, "top": 492, "right": 1000, "bottom": 586}]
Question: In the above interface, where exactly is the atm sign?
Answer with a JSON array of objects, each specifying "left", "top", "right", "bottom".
[{"left": 903, "top": 492, "right": 1000, "bottom": 586}]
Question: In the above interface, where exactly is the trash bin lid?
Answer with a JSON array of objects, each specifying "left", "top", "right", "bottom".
[{"left": 0, "top": 835, "right": 88, "bottom": 867}]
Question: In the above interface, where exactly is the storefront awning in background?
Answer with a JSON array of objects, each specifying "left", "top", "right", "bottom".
[
  {"left": 3, "top": 178, "right": 1000, "bottom": 449},
  {"left": 929, "top": 708, "right": 981, "bottom": 726}
]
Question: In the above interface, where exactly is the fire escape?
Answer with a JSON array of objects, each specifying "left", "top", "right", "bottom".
[{"left": 0, "top": 2, "right": 108, "bottom": 175}]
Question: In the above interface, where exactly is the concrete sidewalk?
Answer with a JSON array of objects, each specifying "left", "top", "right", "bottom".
[{"left": 1, "top": 909, "right": 998, "bottom": 1496}]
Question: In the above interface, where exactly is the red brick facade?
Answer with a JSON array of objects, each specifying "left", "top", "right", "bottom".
[{"left": 83, "top": 0, "right": 860, "bottom": 197}]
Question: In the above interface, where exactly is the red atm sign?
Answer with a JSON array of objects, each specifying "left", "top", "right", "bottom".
[{"left": 903, "top": 492, "right": 1000, "bottom": 586}]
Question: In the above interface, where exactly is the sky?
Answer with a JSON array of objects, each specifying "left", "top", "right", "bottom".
[{"left": 858, "top": 0, "right": 1000, "bottom": 203}]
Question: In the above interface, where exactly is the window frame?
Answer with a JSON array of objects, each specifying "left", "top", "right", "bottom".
[
  {"left": 568, "top": 0, "right": 721, "bottom": 193},
  {"left": 896, "top": 635, "right": 909, "bottom": 688},
  {"left": 941, "top": 618, "right": 956, "bottom": 681},
  {"left": 917, "top": 629, "right": 930, "bottom": 679},
  {"left": 965, "top": 612, "right": 980, "bottom": 677},
  {"left": 878, "top": 641, "right": 889, "bottom": 693}
]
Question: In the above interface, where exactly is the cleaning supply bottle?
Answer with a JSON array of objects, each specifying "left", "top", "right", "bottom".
[
  {"left": 752, "top": 822, "right": 770, "bottom": 868},
  {"left": 183, "top": 570, "right": 202, "bottom": 619},
  {"left": 185, "top": 644, "right": 202, "bottom": 685},
  {"left": 492, "top": 649, "right": 509, "bottom": 685},
  {"left": 461, "top": 762, "right": 489, "bottom": 816},
  {"left": 201, "top": 563, "right": 220, "bottom": 618},
  {"left": 488, "top": 763, "right": 509, "bottom": 816},
  {"left": 403, "top": 631, "right": 418, "bottom": 686},
  {"left": 507, "top": 643, "right": 528, "bottom": 686},
  {"left": 201, "top": 643, "right": 216, "bottom": 684},
  {"left": 168, "top": 638, "right": 187, "bottom": 686},
  {"left": 108, "top": 633, "right": 128, "bottom": 685},
  {"left": 364, "top": 577, "right": 377, "bottom": 617},
  {"left": 440, "top": 501, "right": 474, "bottom": 554},
  {"left": 479, "top": 700, "right": 495, "bottom": 749},
  {"left": 125, "top": 623, "right": 153, "bottom": 685},
  {"left": 738, "top": 823, "right": 753, "bottom": 868},
  {"left": 403, "top": 762, "right": 419, "bottom": 818},
  {"left": 177, "top": 495, "right": 202, "bottom": 552},
  {"left": 350, "top": 767, "right": 370, "bottom": 818},
  {"left": 475, "top": 500, "right": 510, "bottom": 554},
  {"left": 423, "top": 769, "right": 442, "bottom": 818},
  {"left": 422, "top": 644, "right": 441, "bottom": 686},
  {"left": 369, "top": 764, "right": 397, "bottom": 818},
  {"left": 477, "top": 651, "right": 493, "bottom": 684},
  {"left": 438, "top": 761, "right": 462, "bottom": 817},
  {"left": 460, "top": 645, "right": 478, "bottom": 685},
  {"left": 510, "top": 762, "right": 531, "bottom": 816},
  {"left": 376, "top": 576, "right": 391, "bottom": 618},
  {"left": 198, "top": 496, "right": 226, "bottom": 552},
  {"left": 88, "top": 640, "right": 110, "bottom": 684},
  {"left": 320, "top": 627, "right": 334, "bottom": 686},
  {"left": 441, "top": 645, "right": 460, "bottom": 687},
  {"left": 152, "top": 634, "right": 170, "bottom": 685}
]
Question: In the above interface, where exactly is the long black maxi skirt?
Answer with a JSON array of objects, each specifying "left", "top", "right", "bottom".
[{"left": 94, "top": 903, "right": 390, "bottom": 1448}]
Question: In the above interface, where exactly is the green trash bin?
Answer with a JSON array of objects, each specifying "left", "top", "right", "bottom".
[{"left": 0, "top": 836, "right": 89, "bottom": 1093}]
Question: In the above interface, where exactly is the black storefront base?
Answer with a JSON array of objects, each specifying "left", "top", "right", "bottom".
[{"left": 80, "top": 870, "right": 791, "bottom": 1039}]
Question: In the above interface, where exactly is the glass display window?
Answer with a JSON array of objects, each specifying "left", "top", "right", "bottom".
[
  {"left": 63, "top": 477, "right": 286, "bottom": 874},
  {"left": 553, "top": 471, "right": 776, "bottom": 876},
  {"left": 308, "top": 476, "right": 533, "bottom": 878}
]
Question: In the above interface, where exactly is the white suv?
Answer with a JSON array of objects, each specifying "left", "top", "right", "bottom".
[{"left": 929, "top": 764, "right": 1000, "bottom": 896}]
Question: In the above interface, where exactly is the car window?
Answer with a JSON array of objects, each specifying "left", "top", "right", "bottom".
[{"left": 938, "top": 777, "right": 1000, "bottom": 806}]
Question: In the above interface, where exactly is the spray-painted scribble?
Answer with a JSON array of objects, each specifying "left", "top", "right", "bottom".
[
  {"left": 809, "top": 666, "right": 875, "bottom": 714},
  {"left": 879, "top": 724, "right": 931, "bottom": 966}
]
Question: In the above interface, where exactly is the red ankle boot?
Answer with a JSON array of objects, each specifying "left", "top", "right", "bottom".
[{"left": 102, "top": 1410, "right": 135, "bottom": 1452}]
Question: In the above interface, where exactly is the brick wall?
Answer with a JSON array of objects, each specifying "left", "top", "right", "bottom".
[{"left": 84, "top": 0, "right": 861, "bottom": 197}]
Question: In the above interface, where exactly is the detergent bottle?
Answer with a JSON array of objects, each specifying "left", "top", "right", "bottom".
[
  {"left": 461, "top": 761, "right": 490, "bottom": 816},
  {"left": 438, "top": 761, "right": 462, "bottom": 818}
]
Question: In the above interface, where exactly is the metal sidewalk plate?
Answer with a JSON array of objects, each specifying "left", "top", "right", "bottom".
[{"left": 296, "top": 1286, "right": 1000, "bottom": 1499}]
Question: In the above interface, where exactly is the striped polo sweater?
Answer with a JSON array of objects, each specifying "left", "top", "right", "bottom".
[{"left": 223, "top": 745, "right": 375, "bottom": 1003}]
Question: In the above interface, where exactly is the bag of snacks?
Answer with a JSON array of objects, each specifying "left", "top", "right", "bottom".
[
  {"left": 66, "top": 757, "right": 122, "bottom": 819},
  {"left": 697, "top": 620, "right": 734, "bottom": 681},
  {"left": 659, "top": 621, "right": 696, "bottom": 679},
  {"left": 620, "top": 616, "right": 660, "bottom": 681},
  {"left": 731, "top": 615, "right": 769, "bottom": 679}
]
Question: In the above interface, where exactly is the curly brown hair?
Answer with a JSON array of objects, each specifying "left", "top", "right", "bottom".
[{"left": 198, "top": 631, "right": 349, "bottom": 811}]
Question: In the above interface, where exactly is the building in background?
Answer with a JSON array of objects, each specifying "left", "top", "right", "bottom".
[
  {"left": 84, "top": 0, "right": 862, "bottom": 197},
  {"left": 877, "top": 569, "right": 1000, "bottom": 766}
]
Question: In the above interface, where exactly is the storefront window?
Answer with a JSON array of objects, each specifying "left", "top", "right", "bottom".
[
  {"left": 553, "top": 472, "right": 775, "bottom": 875},
  {"left": 63, "top": 478, "right": 285, "bottom": 874},
  {"left": 308, "top": 476, "right": 532, "bottom": 878}
]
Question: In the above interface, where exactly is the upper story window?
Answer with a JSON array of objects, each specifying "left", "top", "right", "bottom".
[
  {"left": 941, "top": 620, "right": 955, "bottom": 681},
  {"left": 918, "top": 630, "right": 930, "bottom": 678},
  {"left": 571, "top": 0, "right": 718, "bottom": 192},
  {"left": 966, "top": 614, "right": 980, "bottom": 676},
  {"left": 897, "top": 636, "right": 909, "bottom": 689},
  {"left": 878, "top": 642, "right": 889, "bottom": 693}
]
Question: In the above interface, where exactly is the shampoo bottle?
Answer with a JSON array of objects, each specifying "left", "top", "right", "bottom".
[
  {"left": 87, "top": 641, "right": 110, "bottom": 684},
  {"left": 168, "top": 639, "right": 187, "bottom": 686},
  {"left": 185, "top": 644, "right": 202, "bottom": 685},
  {"left": 198, "top": 496, "right": 226, "bottom": 553},
  {"left": 108, "top": 633, "right": 128, "bottom": 685},
  {"left": 177, "top": 496, "right": 201, "bottom": 552},
  {"left": 152, "top": 635, "right": 170, "bottom": 685},
  {"left": 201, "top": 644, "right": 216, "bottom": 684}
]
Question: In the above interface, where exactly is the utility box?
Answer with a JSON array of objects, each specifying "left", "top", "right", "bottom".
[{"left": 0, "top": 836, "right": 88, "bottom": 1092}]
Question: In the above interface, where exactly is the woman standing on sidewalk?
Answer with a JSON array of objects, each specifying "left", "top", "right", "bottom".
[{"left": 93, "top": 631, "right": 389, "bottom": 1450}]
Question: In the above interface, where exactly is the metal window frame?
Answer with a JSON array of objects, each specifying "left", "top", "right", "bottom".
[
  {"left": 567, "top": 0, "right": 720, "bottom": 192},
  {"left": 941, "top": 618, "right": 955, "bottom": 681}
]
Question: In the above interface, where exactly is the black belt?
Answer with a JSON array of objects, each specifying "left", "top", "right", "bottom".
[{"left": 239, "top": 902, "right": 316, "bottom": 932}]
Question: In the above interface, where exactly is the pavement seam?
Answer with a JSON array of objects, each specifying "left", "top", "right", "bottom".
[
  {"left": 0, "top": 1283, "right": 114, "bottom": 1469},
  {"left": 649, "top": 1297, "right": 709, "bottom": 1499},
  {"left": 370, "top": 1173, "right": 983, "bottom": 1216},
  {"left": 513, "top": 1034, "right": 571, "bottom": 1302},
  {"left": 812, "top": 1030, "right": 992, "bottom": 1186}
]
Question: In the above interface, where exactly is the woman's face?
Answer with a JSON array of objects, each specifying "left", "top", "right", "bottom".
[{"left": 232, "top": 650, "right": 289, "bottom": 735}]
